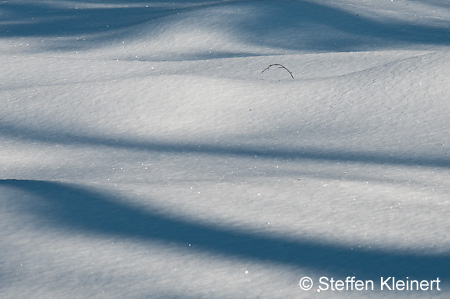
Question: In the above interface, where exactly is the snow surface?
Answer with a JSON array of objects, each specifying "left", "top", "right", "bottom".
[{"left": 1, "top": 0, "right": 450, "bottom": 298}]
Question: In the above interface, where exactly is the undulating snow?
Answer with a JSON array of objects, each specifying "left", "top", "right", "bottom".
[{"left": 1, "top": 0, "right": 450, "bottom": 298}]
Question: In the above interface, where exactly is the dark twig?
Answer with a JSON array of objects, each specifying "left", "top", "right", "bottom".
[{"left": 262, "top": 64, "right": 294, "bottom": 79}]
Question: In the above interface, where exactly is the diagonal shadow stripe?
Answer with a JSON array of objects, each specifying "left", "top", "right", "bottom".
[
  {"left": 1, "top": 123, "right": 450, "bottom": 169},
  {"left": 1, "top": 0, "right": 450, "bottom": 50},
  {"left": 1, "top": 179, "right": 449, "bottom": 285}
]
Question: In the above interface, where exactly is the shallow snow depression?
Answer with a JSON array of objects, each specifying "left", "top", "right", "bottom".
[{"left": 1, "top": 0, "right": 450, "bottom": 298}]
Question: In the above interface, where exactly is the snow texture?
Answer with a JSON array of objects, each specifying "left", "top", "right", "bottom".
[{"left": 1, "top": 0, "right": 450, "bottom": 298}]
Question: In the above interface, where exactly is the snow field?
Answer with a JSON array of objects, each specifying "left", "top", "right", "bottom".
[{"left": 2, "top": 0, "right": 450, "bottom": 298}]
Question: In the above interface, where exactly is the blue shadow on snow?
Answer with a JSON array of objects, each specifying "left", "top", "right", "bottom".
[
  {"left": 1, "top": 179, "right": 449, "bottom": 288},
  {"left": 1, "top": 0, "right": 450, "bottom": 52},
  {"left": 1, "top": 122, "right": 450, "bottom": 169}
]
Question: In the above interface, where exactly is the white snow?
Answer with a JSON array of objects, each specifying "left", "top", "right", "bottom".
[{"left": 1, "top": 0, "right": 450, "bottom": 298}]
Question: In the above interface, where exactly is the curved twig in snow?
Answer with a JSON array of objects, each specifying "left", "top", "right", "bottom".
[{"left": 262, "top": 64, "right": 294, "bottom": 79}]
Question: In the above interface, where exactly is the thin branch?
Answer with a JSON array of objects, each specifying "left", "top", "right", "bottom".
[{"left": 262, "top": 64, "right": 294, "bottom": 79}]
